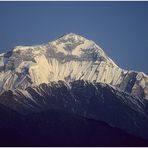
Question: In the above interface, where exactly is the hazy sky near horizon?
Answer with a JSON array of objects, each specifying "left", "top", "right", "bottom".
[{"left": 0, "top": 1, "right": 148, "bottom": 74}]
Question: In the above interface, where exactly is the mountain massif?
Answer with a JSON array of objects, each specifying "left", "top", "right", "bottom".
[{"left": 0, "top": 33, "right": 148, "bottom": 146}]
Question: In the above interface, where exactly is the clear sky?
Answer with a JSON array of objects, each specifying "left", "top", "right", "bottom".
[{"left": 0, "top": 1, "right": 147, "bottom": 74}]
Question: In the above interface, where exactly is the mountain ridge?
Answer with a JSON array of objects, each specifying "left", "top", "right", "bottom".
[{"left": 0, "top": 80, "right": 148, "bottom": 139}]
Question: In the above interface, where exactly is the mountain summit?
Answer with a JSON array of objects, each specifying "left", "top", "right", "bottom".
[{"left": 0, "top": 33, "right": 147, "bottom": 99}]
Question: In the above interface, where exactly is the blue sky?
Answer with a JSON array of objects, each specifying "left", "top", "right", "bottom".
[{"left": 0, "top": 1, "right": 148, "bottom": 74}]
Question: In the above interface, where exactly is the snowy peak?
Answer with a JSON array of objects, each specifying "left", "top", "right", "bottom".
[
  {"left": 11, "top": 33, "right": 105, "bottom": 61},
  {"left": 56, "top": 33, "right": 90, "bottom": 44},
  {"left": 50, "top": 33, "right": 105, "bottom": 58},
  {"left": 0, "top": 33, "right": 147, "bottom": 100},
  {"left": 57, "top": 33, "right": 88, "bottom": 43}
]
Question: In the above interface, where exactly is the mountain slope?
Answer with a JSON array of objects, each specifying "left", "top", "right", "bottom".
[
  {"left": 1, "top": 109, "right": 148, "bottom": 146},
  {"left": 0, "top": 33, "right": 147, "bottom": 99},
  {"left": 0, "top": 80, "right": 148, "bottom": 139}
]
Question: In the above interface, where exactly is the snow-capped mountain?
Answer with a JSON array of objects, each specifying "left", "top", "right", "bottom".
[
  {"left": 0, "top": 33, "right": 147, "bottom": 99},
  {"left": 0, "top": 33, "right": 148, "bottom": 140}
]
